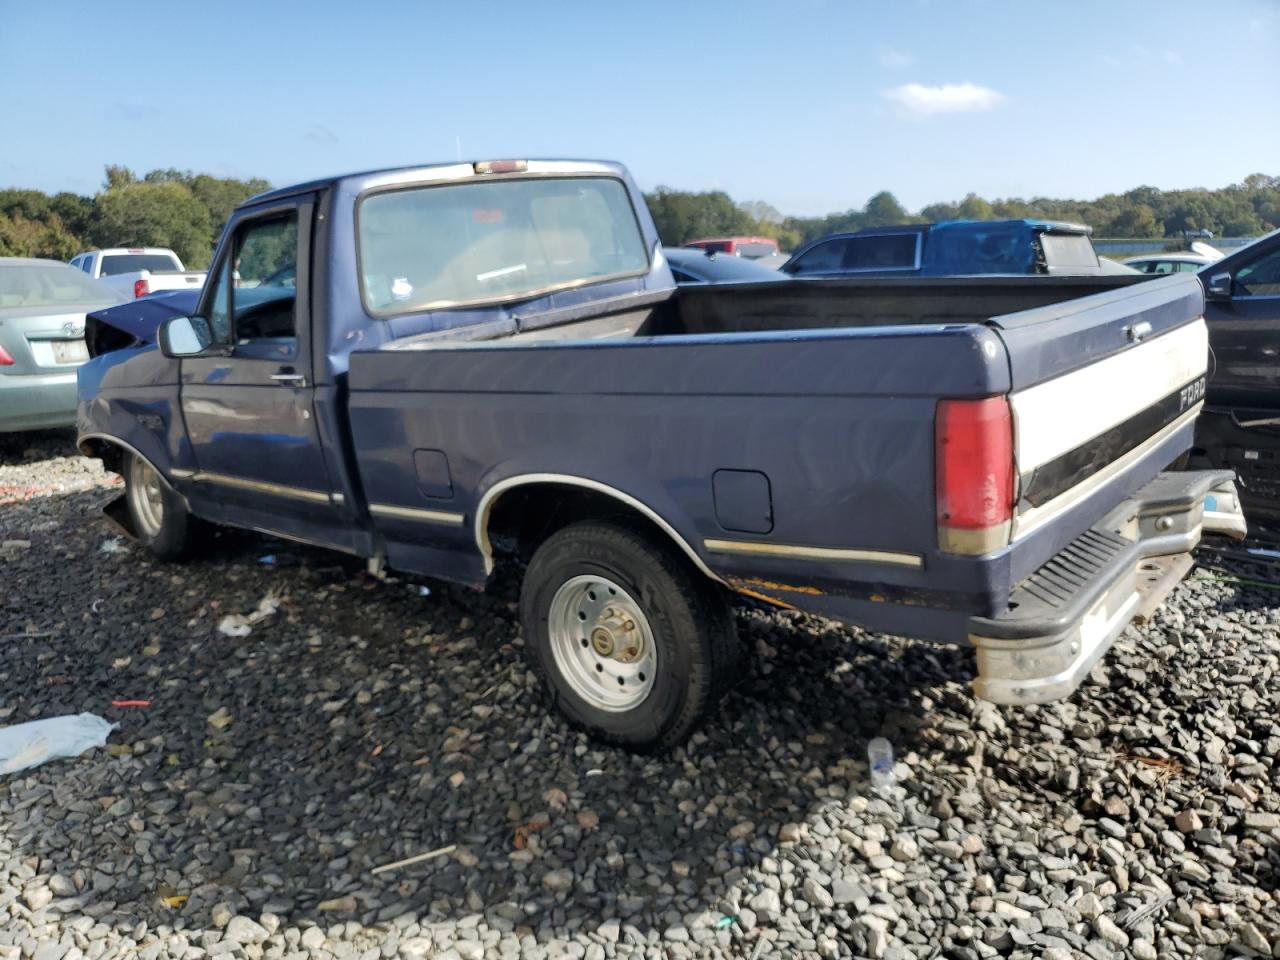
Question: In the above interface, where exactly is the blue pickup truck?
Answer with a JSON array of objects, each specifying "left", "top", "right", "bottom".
[
  {"left": 783, "top": 219, "right": 1105, "bottom": 278},
  {"left": 78, "top": 159, "right": 1245, "bottom": 749}
]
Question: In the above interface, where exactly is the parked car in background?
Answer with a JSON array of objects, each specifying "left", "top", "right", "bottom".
[
  {"left": 78, "top": 157, "right": 1243, "bottom": 750},
  {"left": 683, "top": 236, "right": 779, "bottom": 259},
  {"left": 1099, "top": 257, "right": 1142, "bottom": 275},
  {"left": 1125, "top": 252, "right": 1216, "bottom": 274},
  {"left": 1124, "top": 241, "right": 1223, "bottom": 275},
  {"left": 748, "top": 251, "right": 790, "bottom": 270},
  {"left": 664, "top": 248, "right": 787, "bottom": 284},
  {"left": 70, "top": 247, "right": 206, "bottom": 300},
  {"left": 783, "top": 220, "right": 1105, "bottom": 278},
  {"left": 0, "top": 258, "right": 123, "bottom": 433},
  {"left": 1186, "top": 228, "right": 1280, "bottom": 524}
]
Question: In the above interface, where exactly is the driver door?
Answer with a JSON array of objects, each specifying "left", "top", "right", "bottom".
[{"left": 180, "top": 197, "right": 338, "bottom": 525}]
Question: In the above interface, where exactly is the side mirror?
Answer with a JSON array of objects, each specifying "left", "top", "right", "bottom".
[
  {"left": 1205, "top": 271, "right": 1232, "bottom": 301},
  {"left": 158, "top": 316, "right": 214, "bottom": 357}
]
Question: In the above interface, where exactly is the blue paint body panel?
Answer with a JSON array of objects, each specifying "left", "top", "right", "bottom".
[{"left": 76, "top": 159, "right": 1205, "bottom": 650}]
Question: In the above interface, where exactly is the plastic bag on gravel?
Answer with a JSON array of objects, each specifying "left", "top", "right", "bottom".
[{"left": 0, "top": 713, "right": 116, "bottom": 775}]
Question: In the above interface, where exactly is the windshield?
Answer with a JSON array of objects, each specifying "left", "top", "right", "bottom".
[
  {"left": 99, "top": 253, "right": 182, "bottom": 275},
  {"left": 358, "top": 176, "right": 650, "bottom": 314},
  {"left": 0, "top": 263, "right": 121, "bottom": 307}
]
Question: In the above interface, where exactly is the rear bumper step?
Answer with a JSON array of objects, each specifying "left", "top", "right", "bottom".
[{"left": 969, "top": 470, "right": 1243, "bottom": 705}]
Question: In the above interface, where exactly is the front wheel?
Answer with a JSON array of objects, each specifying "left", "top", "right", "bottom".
[
  {"left": 520, "top": 520, "right": 738, "bottom": 751},
  {"left": 124, "top": 453, "right": 198, "bottom": 560}
]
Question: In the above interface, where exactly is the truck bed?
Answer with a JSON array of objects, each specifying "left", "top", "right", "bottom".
[
  {"left": 382, "top": 274, "right": 1152, "bottom": 349},
  {"left": 348, "top": 273, "right": 1205, "bottom": 645}
]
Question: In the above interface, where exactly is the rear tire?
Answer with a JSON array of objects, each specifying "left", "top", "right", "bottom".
[
  {"left": 124, "top": 452, "right": 198, "bottom": 560},
  {"left": 520, "top": 520, "right": 738, "bottom": 751}
]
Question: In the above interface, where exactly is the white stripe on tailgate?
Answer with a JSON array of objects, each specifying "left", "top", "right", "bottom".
[{"left": 1010, "top": 319, "right": 1207, "bottom": 473}]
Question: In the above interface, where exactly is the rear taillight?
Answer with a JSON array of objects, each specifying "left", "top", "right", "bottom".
[
  {"left": 936, "top": 396, "right": 1015, "bottom": 555},
  {"left": 0, "top": 344, "right": 13, "bottom": 366},
  {"left": 134, "top": 279, "right": 150, "bottom": 298}
]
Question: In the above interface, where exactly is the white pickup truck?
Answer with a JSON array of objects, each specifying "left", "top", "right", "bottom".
[{"left": 69, "top": 247, "right": 207, "bottom": 300}]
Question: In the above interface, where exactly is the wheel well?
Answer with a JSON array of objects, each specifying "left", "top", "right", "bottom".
[
  {"left": 79, "top": 437, "right": 125, "bottom": 476},
  {"left": 483, "top": 482, "right": 719, "bottom": 583}
]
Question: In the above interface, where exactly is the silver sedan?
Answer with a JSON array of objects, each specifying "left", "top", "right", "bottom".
[{"left": 0, "top": 258, "right": 124, "bottom": 433}]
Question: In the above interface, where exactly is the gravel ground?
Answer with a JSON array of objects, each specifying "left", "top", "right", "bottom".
[{"left": 1, "top": 431, "right": 1278, "bottom": 960}]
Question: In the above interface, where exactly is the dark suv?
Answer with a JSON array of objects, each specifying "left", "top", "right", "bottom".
[{"left": 1189, "top": 228, "right": 1280, "bottom": 524}]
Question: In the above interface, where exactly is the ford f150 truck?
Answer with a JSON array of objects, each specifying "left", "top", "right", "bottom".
[
  {"left": 77, "top": 159, "right": 1245, "bottom": 750},
  {"left": 70, "top": 247, "right": 207, "bottom": 300}
]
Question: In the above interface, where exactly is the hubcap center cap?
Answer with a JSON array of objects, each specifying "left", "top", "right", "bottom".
[{"left": 590, "top": 627, "right": 615, "bottom": 656}]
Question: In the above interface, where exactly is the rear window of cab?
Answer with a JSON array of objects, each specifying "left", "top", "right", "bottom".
[{"left": 357, "top": 176, "right": 650, "bottom": 316}]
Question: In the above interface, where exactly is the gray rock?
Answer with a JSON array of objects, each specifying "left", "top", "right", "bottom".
[
  {"left": 541, "top": 870, "right": 574, "bottom": 893},
  {"left": 397, "top": 938, "right": 432, "bottom": 959},
  {"left": 1075, "top": 893, "right": 1103, "bottom": 920},
  {"left": 748, "top": 889, "right": 781, "bottom": 923},
  {"left": 1093, "top": 915, "right": 1129, "bottom": 948},
  {"left": 300, "top": 928, "right": 325, "bottom": 951},
  {"left": 802, "top": 877, "right": 834, "bottom": 910},
  {"left": 889, "top": 835, "right": 919, "bottom": 861},
  {"left": 23, "top": 886, "right": 52, "bottom": 911},
  {"left": 1174, "top": 810, "right": 1203, "bottom": 833},
  {"left": 211, "top": 903, "right": 234, "bottom": 929}
]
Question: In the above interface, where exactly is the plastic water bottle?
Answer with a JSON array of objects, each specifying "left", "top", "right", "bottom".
[{"left": 867, "top": 737, "right": 895, "bottom": 793}]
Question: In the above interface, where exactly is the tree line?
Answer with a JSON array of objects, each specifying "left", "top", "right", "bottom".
[
  {"left": 0, "top": 166, "right": 270, "bottom": 268},
  {"left": 645, "top": 173, "right": 1279, "bottom": 251},
  {"left": 3, "top": 166, "right": 1276, "bottom": 265}
]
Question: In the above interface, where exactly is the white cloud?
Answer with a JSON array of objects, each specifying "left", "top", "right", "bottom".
[
  {"left": 881, "top": 82, "right": 1006, "bottom": 116},
  {"left": 878, "top": 48, "right": 914, "bottom": 69}
]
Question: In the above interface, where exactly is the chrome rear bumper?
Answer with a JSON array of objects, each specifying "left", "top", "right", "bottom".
[{"left": 970, "top": 471, "right": 1244, "bottom": 705}]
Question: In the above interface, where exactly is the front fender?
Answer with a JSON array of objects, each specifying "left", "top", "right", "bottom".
[{"left": 76, "top": 344, "right": 189, "bottom": 483}]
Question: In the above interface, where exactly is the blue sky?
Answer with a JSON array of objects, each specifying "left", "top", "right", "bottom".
[{"left": 3, "top": 0, "right": 1277, "bottom": 216}]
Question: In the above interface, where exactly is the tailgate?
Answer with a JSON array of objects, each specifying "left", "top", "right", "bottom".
[{"left": 991, "top": 275, "right": 1207, "bottom": 542}]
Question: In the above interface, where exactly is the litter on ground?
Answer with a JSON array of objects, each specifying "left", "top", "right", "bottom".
[{"left": 0, "top": 713, "right": 115, "bottom": 775}]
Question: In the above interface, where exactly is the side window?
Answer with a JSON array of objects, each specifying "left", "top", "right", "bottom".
[
  {"left": 1234, "top": 247, "right": 1280, "bottom": 297},
  {"left": 205, "top": 258, "right": 232, "bottom": 344},
  {"left": 789, "top": 240, "right": 848, "bottom": 274},
  {"left": 845, "top": 233, "right": 919, "bottom": 271},
  {"left": 1176, "top": 261, "right": 1200, "bottom": 273},
  {"left": 202, "top": 212, "right": 300, "bottom": 354},
  {"left": 81, "top": 257, "right": 94, "bottom": 274},
  {"left": 1152, "top": 261, "right": 1175, "bottom": 275}
]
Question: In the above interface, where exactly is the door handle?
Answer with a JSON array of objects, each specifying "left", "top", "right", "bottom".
[{"left": 270, "top": 372, "right": 307, "bottom": 386}]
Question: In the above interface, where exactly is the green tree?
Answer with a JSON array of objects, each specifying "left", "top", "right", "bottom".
[
  {"left": 1106, "top": 205, "right": 1161, "bottom": 238},
  {"left": 103, "top": 165, "right": 136, "bottom": 191},
  {"left": 644, "top": 188, "right": 756, "bottom": 246},
  {"left": 92, "top": 182, "right": 214, "bottom": 267},
  {"left": 0, "top": 212, "right": 79, "bottom": 259},
  {"left": 956, "top": 193, "right": 994, "bottom": 220},
  {"left": 862, "top": 191, "right": 909, "bottom": 227}
]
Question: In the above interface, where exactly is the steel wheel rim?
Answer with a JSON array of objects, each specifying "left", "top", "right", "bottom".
[
  {"left": 547, "top": 574, "right": 657, "bottom": 712},
  {"left": 128, "top": 457, "right": 165, "bottom": 538}
]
